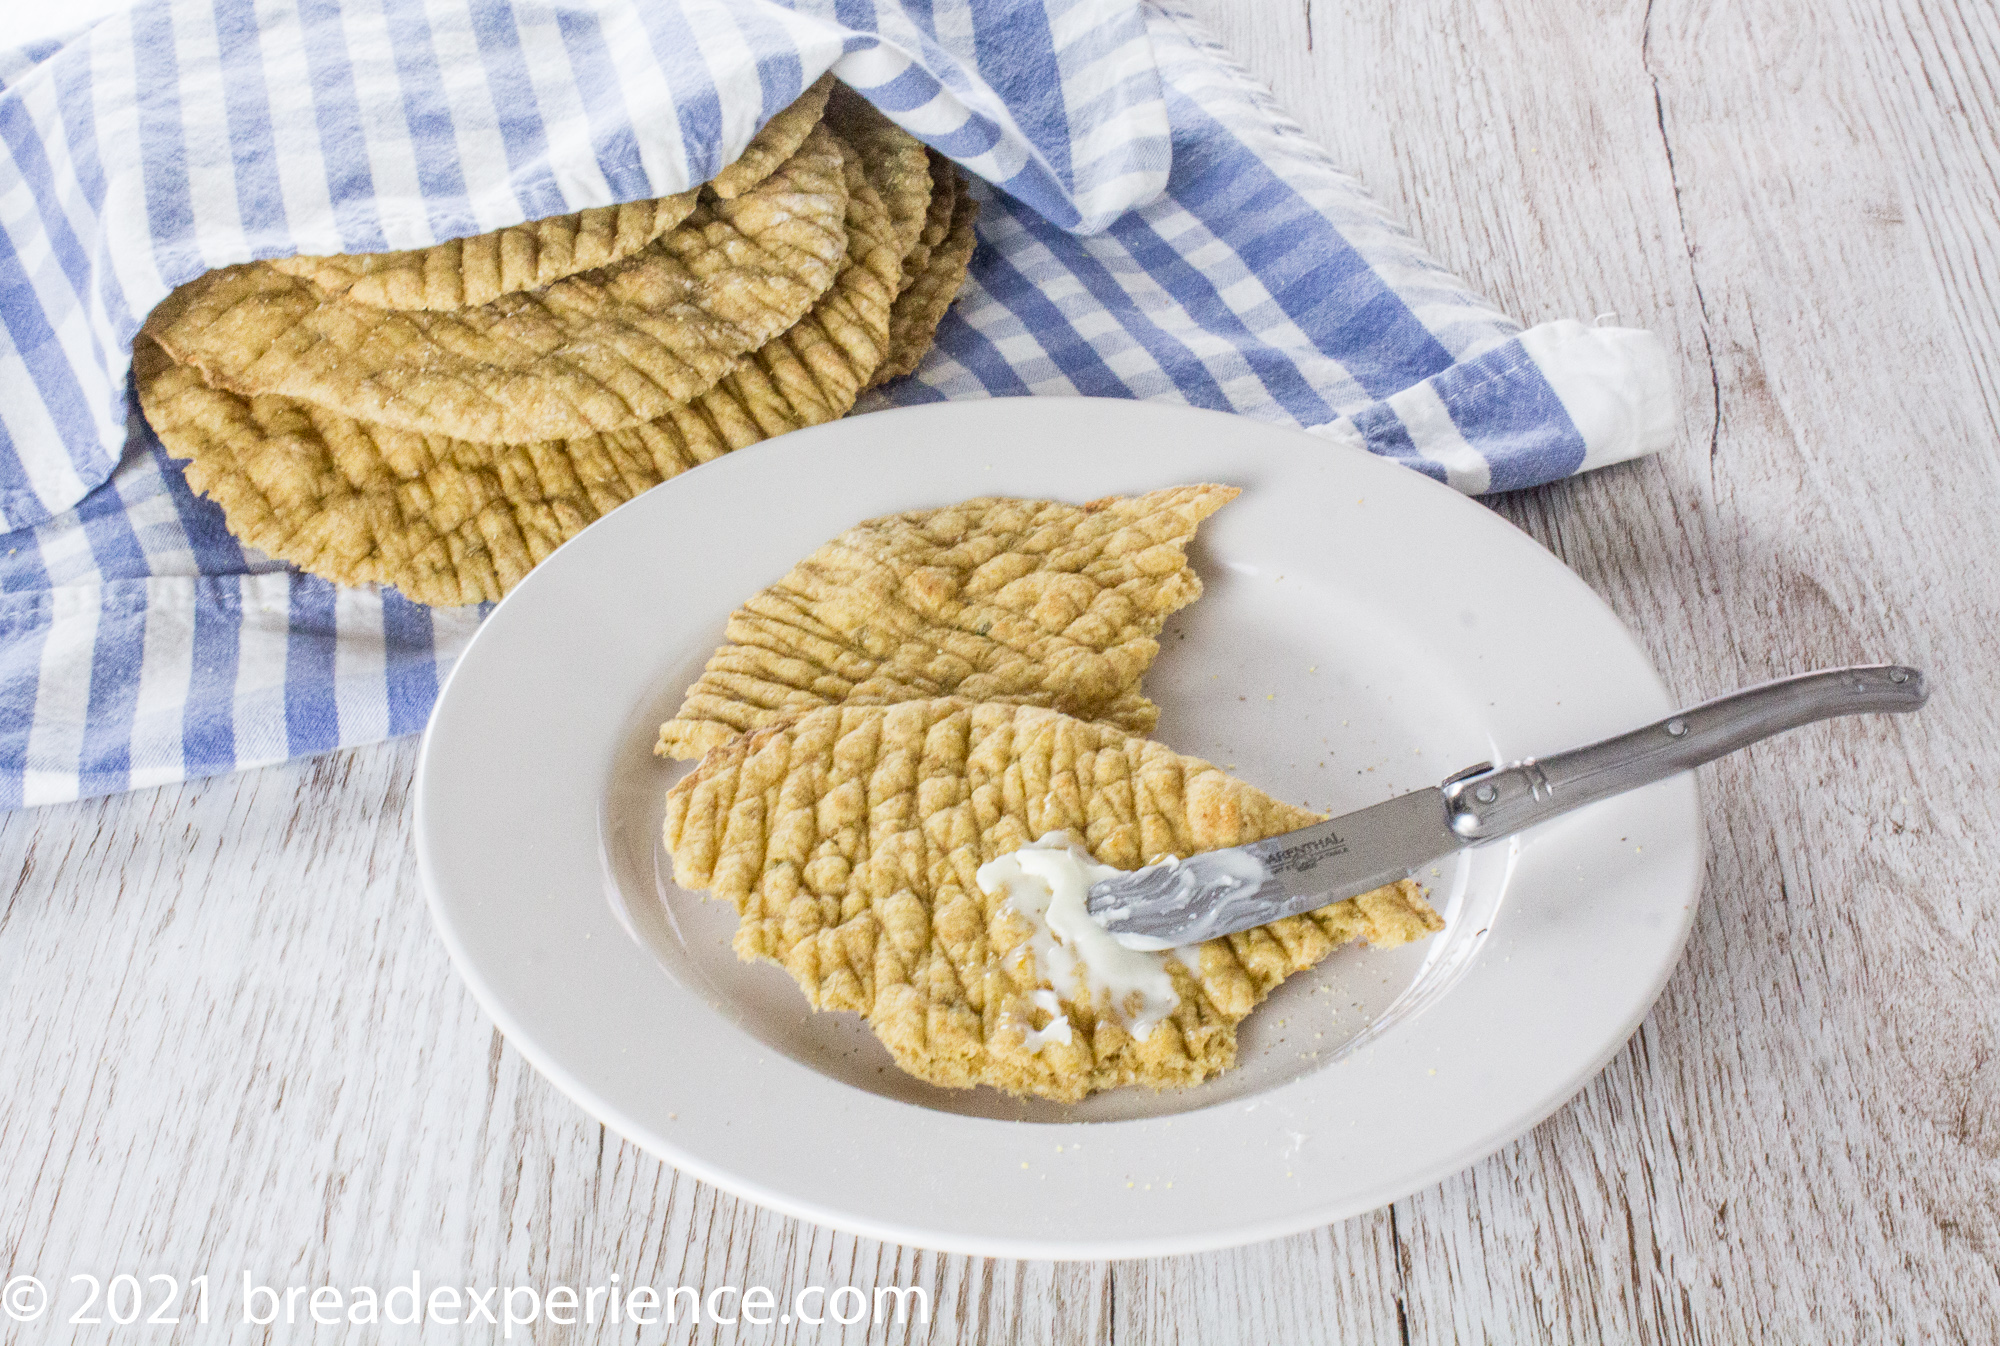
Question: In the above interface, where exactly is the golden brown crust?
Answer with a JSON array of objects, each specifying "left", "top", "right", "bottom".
[
  {"left": 134, "top": 146, "right": 902, "bottom": 607},
  {"left": 132, "top": 81, "right": 985, "bottom": 604},
  {"left": 824, "top": 86, "right": 934, "bottom": 274},
  {"left": 868, "top": 168, "right": 978, "bottom": 387},
  {"left": 654, "top": 484, "right": 1238, "bottom": 757},
  {"left": 266, "top": 191, "right": 703, "bottom": 311},
  {"left": 661, "top": 699, "right": 1443, "bottom": 1101},
  {"left": 686, "top": 135, "right": 905, "bottom": 448},
  {"left": 143, "top": 124, "right": 852, "bottom": 445},
  {"left": 707, "top": 73, "right": 837, "bottom": 199},
  {"left": 894, "top": 150, "right": 959, "bottom": 298},
  {"left": 261, "top": 75, "right": 838, "bottom": 310}
]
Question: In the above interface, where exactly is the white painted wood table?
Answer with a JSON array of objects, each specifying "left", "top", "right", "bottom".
[{"left": 4, "top": 1, "right": 1998, "bottom": 1340}]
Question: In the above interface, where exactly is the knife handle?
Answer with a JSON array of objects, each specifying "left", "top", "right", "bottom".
[{"left": 1440, "top": 664, "right": 1929, "bottom": 842}]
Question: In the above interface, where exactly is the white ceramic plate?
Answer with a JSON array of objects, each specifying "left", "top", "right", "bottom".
[{"left": 415, "top": 398, "right": 1701, "bottom": 1258}]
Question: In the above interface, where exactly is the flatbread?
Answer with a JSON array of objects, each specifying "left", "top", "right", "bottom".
[
  {"left": 266, "top": 74, "right": 836, "bottom": 309},
  {"left": 894, "top": 150, "right": 959, "bottom": 297},
  {"left": 265, "top": 190, "right": 702, "bottom": 311},
  {"left": 661, "top": 698, "right": 1442, "bottom": 1101},
  {"left": 134, "top": 147, "right": 903, "bottom": 607},
  {"left": 143, "top": 123, "right": 852, "bottom": 444},
  {"left": 868, "top": 168, "right": 978, "bottom": 387},
  {"left": 654, "top": 484, "right": 1238, "bottom": 759},
  {"left": 824, "top": 86, "right": 933, "bottom": 271},
  {"left": 708, "top": 73, "right": 836, "bottom": 199},
  {"left": 669, "top": 137, "right": 905, "bottom": 448}
]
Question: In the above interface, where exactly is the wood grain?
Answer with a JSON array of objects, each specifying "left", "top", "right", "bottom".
[
  {"left": 1186, "top": 0, "right": 2000, "bottom": 1337},
  {"left": 2, "top": 0, "right": 1997, "bottom": 1340}
]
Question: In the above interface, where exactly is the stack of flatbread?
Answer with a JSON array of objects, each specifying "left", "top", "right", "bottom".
[
  {"left": 656, "top": 487, "right": 1445, "bottom": 1102},
  {"left": 135, "top": 78, "right": 979, "bottom": 606}
]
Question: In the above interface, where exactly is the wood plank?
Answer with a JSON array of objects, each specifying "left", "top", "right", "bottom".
[
  {"left": 1177, "top": 0, "right": 2000, "bottom": 1338},
  {"left": 1113, "top": 1217, "right": 1408, "bottom": 1345}
]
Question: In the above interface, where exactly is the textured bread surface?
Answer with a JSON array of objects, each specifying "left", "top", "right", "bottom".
[
  {"left": 826, "top": 86, "right": 935, "bottom": 269},
  {"left": 144, "top": 124, "right": 852, "bottom": 444},
  {"left": 662, "top": 698, "right": 1443, "bottom": 1101},
  {"left": 133, "top": 73, "right": 986, "bottom": 606},
  {"left": 264, "top": 75, "right": 837, "bottom": 310},
  {"left": 267, "top": 190, "right": 702, "bottom": 311},
  {"left": 869, "top": 168, "right": 979, "bottom": 386},
  {"left": 135, "top": 139, "right": 903, "bottom": 606},
  {"left": 655, "top": 485, "right": 1239, "bottom": 758}
]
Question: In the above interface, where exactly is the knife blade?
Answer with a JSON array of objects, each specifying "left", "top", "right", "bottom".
[
  {"left": 1086, "top": 663, "right": 1930, "bottom": 949},
  {"left": 1081, "top": 790, "right": 1462, "bottom": 949}
]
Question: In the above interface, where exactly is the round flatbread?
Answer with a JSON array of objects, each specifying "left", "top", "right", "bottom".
[
  {"left": 868, "top": 165, "right": 978, "bottom": 387},
  {"left": 895, "top": 150, "right": 959, "bottom": 297},
  {"left": 143, "top": 124, "right": 852, "bottom": 445},
  {"left": 824, "top": 86, "right": 933, "bottom": 275},
  {"left": 266, "top": 74, "right": 837, "bottom": 309},
  {"left": 266, "top": 190, "right": 702, "bottom": 311},
  {"left": 693, "top": 137, "right": 905, "bottom": 440},
  {"left": 707, "top": 72, "right": 836, "bottom": 199},
  {"left": 135, "top": 146, "right": 902, "bottom": 607}
]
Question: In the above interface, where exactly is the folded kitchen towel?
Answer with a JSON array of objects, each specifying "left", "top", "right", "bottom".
[{"left": 0, "top": 0, "right": 1675, "bottom": 808}]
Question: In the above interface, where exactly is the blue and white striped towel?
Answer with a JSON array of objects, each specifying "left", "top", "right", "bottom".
[{"left": 0, "top": 0, "right": 1675, "bottom": 808}]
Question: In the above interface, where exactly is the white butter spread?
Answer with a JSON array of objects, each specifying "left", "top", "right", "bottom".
[
  {"left": 1018, "top": 990, "right": 1073, "bottom": 1051},
  {"left": 977, "top": 832, "right": 1182, "bottom": 1050}
]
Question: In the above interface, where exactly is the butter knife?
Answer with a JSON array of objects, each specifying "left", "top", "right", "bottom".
[{"left": 1085, "top": 664, "right": 1929, "bottom": 949}]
